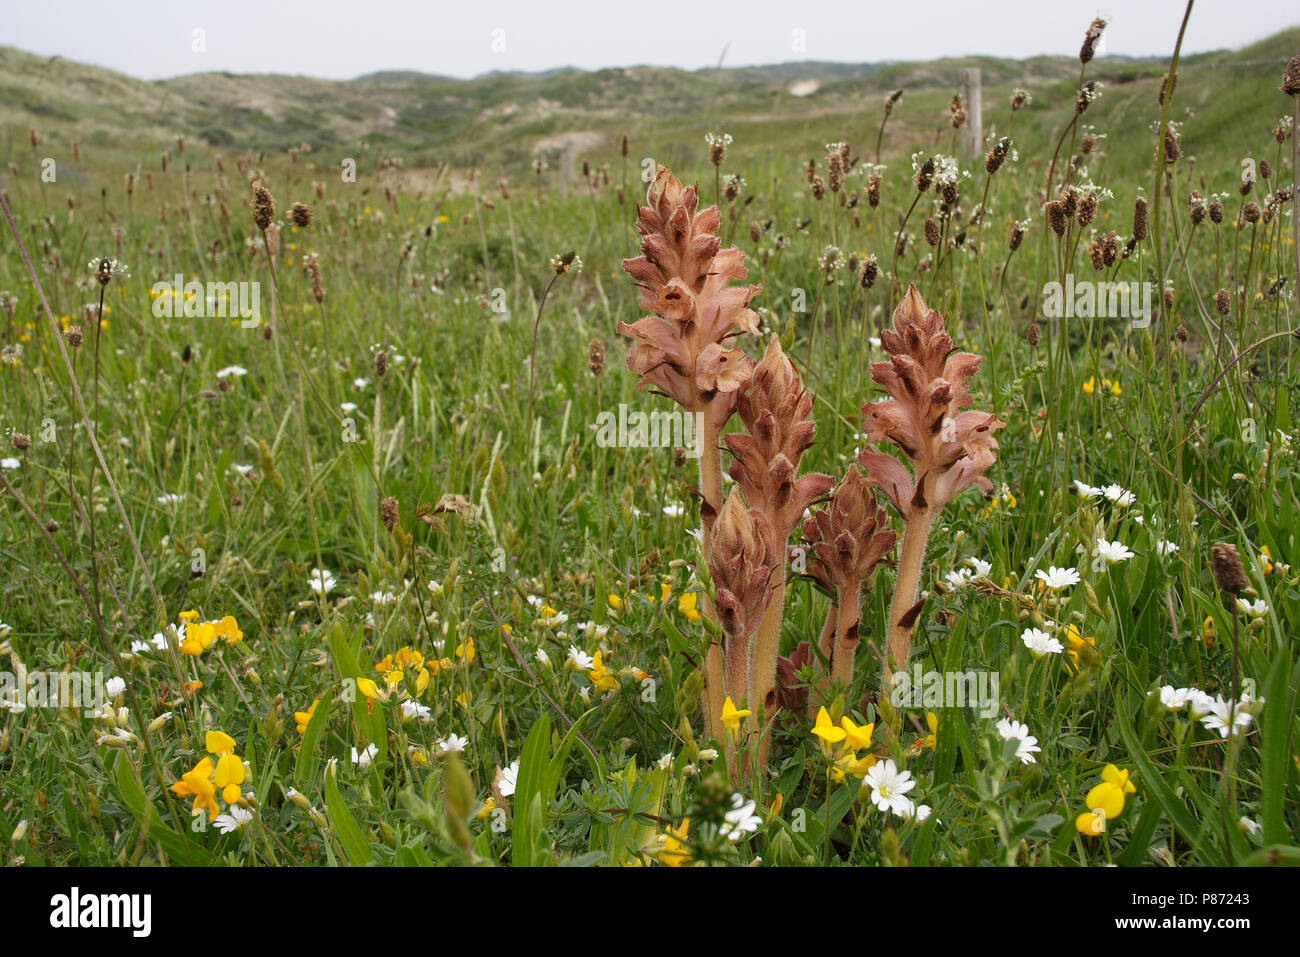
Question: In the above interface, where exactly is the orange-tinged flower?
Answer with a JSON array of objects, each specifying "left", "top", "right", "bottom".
[
  {"left": 171, "top": 758, "right": 219, "bottom": 819},
  {"left": 589, "top": 651, "right": 618, "bottom": 694},
  {"left": 658, "top": 817, "right": 693, "bottom": 867}
]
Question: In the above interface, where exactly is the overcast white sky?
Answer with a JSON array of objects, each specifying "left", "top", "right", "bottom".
[{"left": 6, "top": 0, "right": 1297, "bottom": 80}]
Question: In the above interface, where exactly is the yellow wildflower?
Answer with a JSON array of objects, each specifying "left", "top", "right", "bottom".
[
  {"left": 678, "top": 591, "right": 701, "bottom": 622},
  {"left": 721, "top": 697, "right": 750, "bottom": 736},
  {"left": 658, "top": 818, "right": 693, "bottom": 867},
  {"left": 811, "top": 706, "right": 846, "bottom": 747},
  {"left": 294, "top": 699, "right": 320, "bottom": 736},
  {"left": 170, "top": 758, "right": 219, "bottom": 819}
]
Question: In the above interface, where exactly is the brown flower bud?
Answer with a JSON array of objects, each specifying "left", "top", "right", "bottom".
[
  {"left": 1210, "top": 543, "right": 1249, "bottom": 596},
  {"left": 380, "top": 496, "right": 399, "bottom": 532},
  {"left": 252, "top": 181, "right": 275, "bottom": 230},
  {"left": 1133, "top": 196, "right": 1149, "bottom": 240},
  {"left": 1215, "top": 289, "right": 1231, "bottom": 315},
  {"left": 586, "top": 338, "right": 606, "bottom": 376}
]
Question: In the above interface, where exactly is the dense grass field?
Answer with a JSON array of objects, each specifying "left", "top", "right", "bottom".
[{"left": 1, "top": 15, "right": 1298, "bottom": 868}]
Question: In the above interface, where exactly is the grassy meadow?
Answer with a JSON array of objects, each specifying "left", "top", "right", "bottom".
[{"left": 0, "top": 17, "right": 1298, "bottom": 868}]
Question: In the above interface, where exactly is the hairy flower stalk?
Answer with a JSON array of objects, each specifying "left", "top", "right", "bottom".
[
  {"left": 620, "top": 164, "right": 762, "bottom": 741},
  {"left": 724, "top": 337, "right": 833, "bottom": 737},
  {"left": 857, "top": 286, "right": 1004, "bottom": 682},
  {"left": 801, "top": 467, "right": 896, "bottom": 696},
  {"left": 707, "top": 490, "right": 781, "bottom": 714}
]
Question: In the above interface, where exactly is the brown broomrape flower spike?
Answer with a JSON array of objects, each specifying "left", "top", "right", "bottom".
[
  {"left": 858, "top": 285, "right": 1004, "bottom": 680},
  {"left": 619, "top": 163, "right": 762, "bottom": 746},
  {"left": 802, "top": 466, "right": 896, "bottom": 696},
  {"left": 620, "top": 164, "right": 761, "bottom": 445},
  {"left": 725, "top": 337, "right": 833, "bottom": 553},
  {"left": 723, "top": 336, "right": 834, "bottom": 724},
  {"left": 707, "top": 488, "right": 780, "bottom": 708}
]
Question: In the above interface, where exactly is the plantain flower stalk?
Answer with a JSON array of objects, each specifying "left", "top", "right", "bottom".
[
  {"left": 724, "top": 336, "right": 833, "bottom": 728},
  {"left": 620, "top": 163, "right": 762, "bottom": 741},
  {"left": 801, "top": 466, "right": 896, "bottom": 698},
  {"left": 857, "top": 285, "right": 1004, "bottom": 682}
]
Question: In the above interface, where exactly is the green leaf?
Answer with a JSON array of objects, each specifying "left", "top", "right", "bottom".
[
  {"left": 1117, "top": 798, "right": 1162, "bottom": 866},
  {"left": 324, "top": 764, "right": 375, "bottom": 866},
  {"left": 328, "top": 623, "right": 387, "bottom": 764},
  {"left": 1259, "top": 641, "right": 1295, "bottom": 846},
  {"left": 1115, "top": 700, "right": 1221, "bottom": 865},
  {"left": 294, "top": 691, "right": 335, "bottom": 788},
  {"left": 114, "top": 757, "right": 212, "bottom": 866},
  {"left": 511, "top": 714, "right": 552, "bottom": 866}
]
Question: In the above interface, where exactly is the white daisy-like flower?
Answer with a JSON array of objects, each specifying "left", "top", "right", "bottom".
[
  {"left": 341, "top": 401, "right": 358, "bottom": 413},
  {"left": 498, "top": 759, "right": 520, "bottom": 797},
  {"left": 945, "top": 568, "right": 973, "bottom": 587},
  {"left": 1200, "top": 695, "right": 1259, "bottom": 739},
  {"left": 104, "top": 676, "right": 126, "bottom": 698},
  {"left": 213, "top": 806, "right": 254, "bottom": 834},
  {"left": 1021, "top": 628, "right": 1064, "bottom": 657},
  {"left": 1235, "top": 598, "right": 1268, "bottom": 618},
  {"left": 567, "top": 645, "right": 594, "bottom": 670},
  {"left": 534, "top": 648, "right": 550, "bottom": 667},
  {"left": 1102, "top": 484, "right": 1136, "bottom": 506},
  {"left": 995, "top": 718, "right": 1041, "bottom": 765},
  {"left": 896, "top": 800, "right": 932, "bottom": 822},
  {"left": 215, "top": 365, "right": 248, "bottom": 379},
  {"left": 400, "top": 700, "right": 431, "bottom": 721},
  {"left": 1154, "top": 685, "right": 1191, "bottom": 710},
  {"left": 662, "top": 503, "right": 685, "bottom": 518},
  {"left": 370, "top": 590, "right": 396, "bottom": 605},
  {"left": 863, "top": 759, "right": 916, "bottom": 815},
  {"left": 1239, "top": 816, "right": 1262, "bottom": 836},
  {"left": 436, "top": 733, "right": 467, "bottom": 755},
  {"left": 229, "top": 463, "right": 255, "bottom": 476},
  {"left": 968, "top": 557, "right": 992, "bottom": 577},
  {"left": 1095, "top": 539, "right": 1134, "bottom": 564},
  {"left": 657, "top": 752, "right": 674, "bottom": 771},
  {"left": 307, "top": 567, "right": 337, "bottom": 595},
  {"left": 1073, "top": 480, "right": 1102, "bottom": 499},
  {"left": 155, "top": 493, "right": 186, "bottom": 505},
  {"left": 1155, "top": 539, "right": 1179, "bottom": 556},
  {"left": 1035, "top": 565, "right": 1080, "bottom": 589},
  {"left": 351, "top": 743, "right": 378, "bottom": 769},
  {"left": 1, "top": 457, "right": 21, "bottom": 470},
  {"left": 718, "top": 793, "right": 763, "bottom": 841},
  {"left": 1186, "top": 688, "right": 1216, "bottom": 719},
  {"left": 353, "top": 377, "right": 371, "bottom": 389}
]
